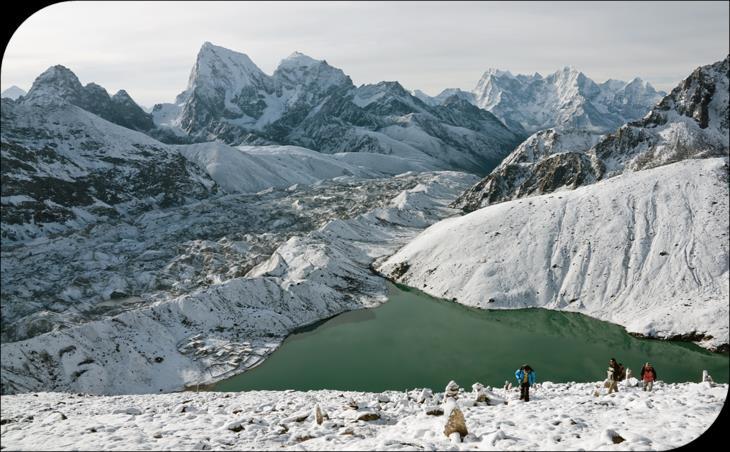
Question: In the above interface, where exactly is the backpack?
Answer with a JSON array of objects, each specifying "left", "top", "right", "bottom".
[{"left": 617, "top": 364, "right": 626, "bottom": 381}]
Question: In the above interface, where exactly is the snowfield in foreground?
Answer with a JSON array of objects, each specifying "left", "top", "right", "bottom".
[
  {"left": 378, "top": 158, "right": 730, "bottom": 351},
  {"left": 1, "top": 380, "right": 726, "bottom": 451}
]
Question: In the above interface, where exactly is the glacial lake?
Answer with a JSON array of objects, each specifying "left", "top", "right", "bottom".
[{"left": 211, "top": 282, "right": 729, "bottom": 392}]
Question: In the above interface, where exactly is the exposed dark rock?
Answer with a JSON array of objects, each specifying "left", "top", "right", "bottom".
[
  {"left": 356, "top": 412, "right": 380, "bottom": 421},
  {"left": 390, "top": 262, "right": 410, "bottom": 280},
  {"left": 443, "top": 406, "right": 468, "bottom": 438}
]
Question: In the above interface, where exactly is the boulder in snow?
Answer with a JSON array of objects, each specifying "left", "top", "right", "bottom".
[
  {"left": 314, "top": 404, "right": 325, "bottom": 425},
  {"left": 443, "top": 403, "right": 468, "bottom": 439}
]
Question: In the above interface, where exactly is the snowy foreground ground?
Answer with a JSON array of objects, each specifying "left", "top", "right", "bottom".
[{"left": 1, "top": 381, "right": 726, "bottom": 451}]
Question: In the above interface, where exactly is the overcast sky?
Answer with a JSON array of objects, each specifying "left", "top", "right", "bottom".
[{"left": 2, "top": 1, "right": 728, "bottom": 107}]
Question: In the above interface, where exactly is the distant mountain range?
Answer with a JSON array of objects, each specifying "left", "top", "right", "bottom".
[
  {"left": 454, "top": 55, "right": 729, "bottom": 211},
  {"left": 415, "top": 67, "right": 665, "bottom": 135},
  {"left": 149, "top": 42, "right": 524, "bottom": 174},
  {"left": 6, "top": 42, "right": 673, "bottom": 177},
  {"left": 1, "top": 85, "right": 26, "bottom": 100}
]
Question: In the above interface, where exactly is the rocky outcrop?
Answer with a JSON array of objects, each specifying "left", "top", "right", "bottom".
[{"left": 453, "top": 128, "right": 604, "bottom": 211}]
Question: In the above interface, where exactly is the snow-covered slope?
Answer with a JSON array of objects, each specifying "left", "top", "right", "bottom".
[
  {"left": 177, "top": 143, "right": 371, "bottom": 193},
  {"left": 1, "top": 85, "right": 26, "bottom": 100},
  {"left": 177, "top": 142, "right": 437, "bottom": 194},
  {"left": 1, "top": 172, "right": 477, "bottom": 394},
  {"left": 1, "top": 380, "right": 726, "bottom": 451},
  {"left": 455, "top": 56, "right": 729, "bottom": 211},
  {"left": 0, "top": 98, "right": 217, "bottom": 243},
  {"left": 155, "top": 43, "right": 523, "bottom": 174},
  {"left": 378, "top": 158, "right": 730, "bottom": 352}
]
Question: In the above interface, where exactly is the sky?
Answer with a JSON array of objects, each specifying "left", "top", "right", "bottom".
[{"left": 2, "top": 1, "right": 728, "bottom": 107}]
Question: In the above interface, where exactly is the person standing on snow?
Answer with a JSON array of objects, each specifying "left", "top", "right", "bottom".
[
  {"left": 607, "top": 358, "right": 620, "bottom": 394},
  {"left": 515, "top": 364, "right": 536, "bottom": 402},
  {"left": 640, "top": 362, "right": 657, "bottom": 391}
]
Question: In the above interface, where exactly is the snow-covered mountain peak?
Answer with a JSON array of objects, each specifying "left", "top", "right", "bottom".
[
  {"left": 21, "top": 65, "right": 155, "bottom": 132},
  {"left": 556, "top": 65, "right": 579, "bottom": 76},
  {"left": 273, "top": 51, "right": 351, "bottom": 93},
  {"left": 351, "top": 81, "right": 416, "bottom": 108},
  {"left": 279, "top": 51, "right": 320, "bottom": 68},
  {"left": 482, "top": 68, "right": 515, "bottom": 79},
  {"left": 648, "top": 54, "right": 729, "bottom": 130},
  {"left": 412, "top": 88, "right": 476, "bottom": 107},
  {"left": 1, "top": 85, "right": 26, "bottom": 100},
  {"left": 548, "top": 66, "right": 592, "bottom": 92},
  {"left": 24, "top": 64, "right": 84, "bottom": 103},
  {"left": 471, "top": 64, "right": 665, "bottom": 134},
  {"left": 358, "top": 81, "right": 414, "bottom": 100},
  {"left": 189, "top": 41, "right": 269, "bottom": 92},
  {"left": 455, "top": 55, "right": 729, "bottom": 212}
]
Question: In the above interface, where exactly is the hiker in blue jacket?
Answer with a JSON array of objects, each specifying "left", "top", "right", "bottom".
[{"left": 515, "top": 364, "right": 536, "bottom": 401}]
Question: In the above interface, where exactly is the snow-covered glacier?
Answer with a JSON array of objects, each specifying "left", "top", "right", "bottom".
[{"left": 1, "top": 170, "right": 477, "bottom": 395}]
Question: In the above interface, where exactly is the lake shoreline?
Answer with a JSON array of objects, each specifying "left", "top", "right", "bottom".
[
  {"left": 379, "top": 270, "right": 730, "bottom": 355},
  {"left": 208, "top": 281, "right": 728, "bottom": 392}
]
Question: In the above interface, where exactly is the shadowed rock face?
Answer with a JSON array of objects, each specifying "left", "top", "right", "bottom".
[
  {"left": 454, "top": 56, "right": 730, "bottom": 212},
  {"left": 454, "top": 152, "right": 605, "bottom": 212},
  {"left": 517, "top": 153, "right": 605, "bottom": 198},
  {"left": 650, "top": 55, "right": 729, "bottom": 130},
  {"left": 452, "top": 129, "right": 603, "bottom": 211}
]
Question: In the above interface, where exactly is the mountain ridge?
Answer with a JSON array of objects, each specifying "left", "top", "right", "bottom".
[{"left": 454, "top": 55, "right": 730, "bottom": 211}]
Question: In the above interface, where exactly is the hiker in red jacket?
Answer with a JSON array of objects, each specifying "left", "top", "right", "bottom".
[{"left": 640, "top": 362, "right": 657, "bottom": 391}]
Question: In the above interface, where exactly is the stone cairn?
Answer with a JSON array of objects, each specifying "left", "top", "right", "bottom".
[
  {"left": 442, "top": 381, "right": 469, "bottom": 442},
  {"left": 443, "top": 380, "right": 460, "bottom": 402},
  {"left": 472, "top": 382, "right": 488, "bottom": 403},
  {"left": 443, "top": 399, "right": 468, "bottom": 442}
]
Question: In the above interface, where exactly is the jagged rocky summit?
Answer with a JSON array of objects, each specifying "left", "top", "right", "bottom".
[
  {"left": 151, "top": 42, "right": 524, "bottom": 174},
  {"left": 416, "top": 66, "right": 665, "bottom": 135}
]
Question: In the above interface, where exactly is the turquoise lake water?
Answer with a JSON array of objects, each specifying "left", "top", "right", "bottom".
[{"left": 212, "top": 282, "right": 729, "bottom": 392}]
